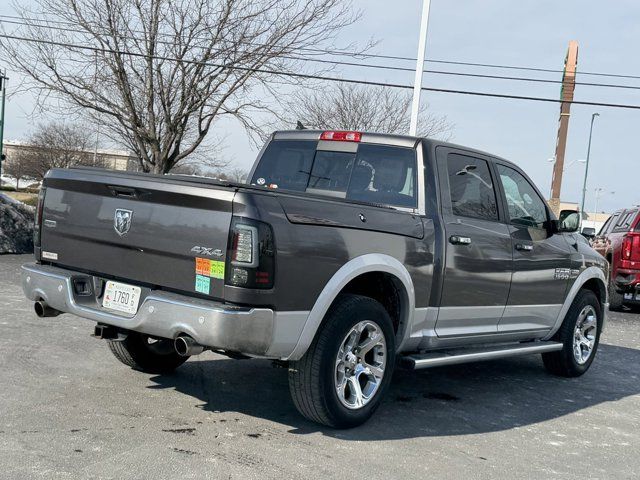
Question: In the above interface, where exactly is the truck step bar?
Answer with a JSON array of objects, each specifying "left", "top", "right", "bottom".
[{"left": 400, "top": 341, "right": 563, "bottom": 370}]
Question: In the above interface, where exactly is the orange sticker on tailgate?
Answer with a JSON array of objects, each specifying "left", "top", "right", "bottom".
[{"left": 195, "top": 257, "right": 211, "bottom": 276}]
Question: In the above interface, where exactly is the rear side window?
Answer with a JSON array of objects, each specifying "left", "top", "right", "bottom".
[
  {"left": 602, "top": 212, "right": 621, "bottom": 235},
  {"left": 614, "top": 209, "right": 639, "bottom": 232},
  {"left": 251, "top": 140, "right": 417, "bottom": 208},
  {"left": 446, "top": 153, "right": 498, "bottom": 221}
]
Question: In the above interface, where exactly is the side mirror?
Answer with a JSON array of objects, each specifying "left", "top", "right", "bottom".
[
  {"left": 554, "top": 212, "right": 580, "bottom": 233},
  {"left": 581, "top": 227, "right": 596, "bottom": 239}
]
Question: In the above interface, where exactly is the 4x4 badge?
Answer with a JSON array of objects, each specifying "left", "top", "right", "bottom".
[{"left": 114, "top": 209, "right": 133, "bottom": 236}]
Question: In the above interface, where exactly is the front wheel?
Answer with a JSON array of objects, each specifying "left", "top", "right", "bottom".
[
  {"left": 542, "top": 289, "right": 602, "bottom": 377},
  {"left": 107, "top": 332, "right": 189, "bottom": 374},
  {"left": 288, "top": 294, "right": 396, "bottom": 428}
]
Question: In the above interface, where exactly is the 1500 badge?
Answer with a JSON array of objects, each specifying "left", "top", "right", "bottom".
[{"left": 554, "top": 268, "right": 580, "bottom": 280}]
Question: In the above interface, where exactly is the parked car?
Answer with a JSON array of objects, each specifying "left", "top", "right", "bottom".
[
  {"left": 22, "top": 131, "right": 609, "bottom": 428},
  {"left": 592, "top": 207, "right": 640, "bottom": 310}
]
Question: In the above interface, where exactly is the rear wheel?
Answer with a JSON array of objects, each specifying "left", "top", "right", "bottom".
[
  {"left": 608, "top": 275, "right": 624, "bottom": 311},
  {"left": 107, "top": 332, "right": 188, "bottom": 374},
  {"left": 288, "top": 294, "right": 396, "bottom": 428},
  {"left": 542, "top": 289, "right": 601, "bottom": 377}
]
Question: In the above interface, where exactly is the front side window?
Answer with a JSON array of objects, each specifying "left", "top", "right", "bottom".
[
  {"left": 446, "top": 154, "right": 499, "bottom": 221},
  {"left": 496, "top": 164, "right": 548, "bottom": 229}
]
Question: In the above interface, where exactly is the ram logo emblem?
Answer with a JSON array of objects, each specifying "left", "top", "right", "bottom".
[{"left": 114, "top": 209, "right": 133, "bottom": 236}]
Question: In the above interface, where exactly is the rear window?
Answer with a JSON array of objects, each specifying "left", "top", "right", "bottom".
[{"left": 250, "top": 140, "right": 417, "bottom": 208}]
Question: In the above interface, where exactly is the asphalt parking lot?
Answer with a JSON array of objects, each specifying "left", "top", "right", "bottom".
[{"left": 1, "top": 254, "right": 639, "bottom": 479}]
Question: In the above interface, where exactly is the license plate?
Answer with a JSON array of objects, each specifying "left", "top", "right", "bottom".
[{"left": 102, "top": 281, "right": 141, "bottom": 315}]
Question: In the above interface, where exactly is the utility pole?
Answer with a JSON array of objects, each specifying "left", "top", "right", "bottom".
[
  {"left": 0, "top": 71, "right": 6, "bottom": 180},
  {"left": 409, "top": 0, "right": 432, "bottom": 136},
  {"left": 548, "top": 40, "right": 579, "bottom": 216},
  {"left": 579, "top": 112, "right": 600, "bottom": 225}
]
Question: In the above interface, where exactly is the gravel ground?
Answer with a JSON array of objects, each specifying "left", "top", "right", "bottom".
[{"left": 1, "top": 254, "right": 639, "bottom": 479}]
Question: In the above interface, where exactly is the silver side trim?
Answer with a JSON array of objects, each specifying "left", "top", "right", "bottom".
[
  {"left": 402, "top": 341, "right": 563, "bottom": 369},
  {"left": 543, "top": 266, "right": 608, "bottom": 340},
  {"left": 286, "top": 253, "right": 415, "bottom": 361},
  {"left": 498, "top": 304, "right": 563, "bottom": 332}
]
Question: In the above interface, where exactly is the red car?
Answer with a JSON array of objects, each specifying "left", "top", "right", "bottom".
[{"left": 592, "top": 207, "right": 640, "bottom": 310}]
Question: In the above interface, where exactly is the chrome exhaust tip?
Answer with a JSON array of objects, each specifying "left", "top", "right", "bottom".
[
  {"left": 34, "top": 301, "right": 61, "bottom": 318},
  {"left": 174, "top": 335, "right": 205, "bottom": 357}
]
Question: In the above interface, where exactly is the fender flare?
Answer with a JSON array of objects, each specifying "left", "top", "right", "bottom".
[
  {"left": 543, "top": 265, "right": 608, "bottom": 340},
  {"left": 286, "top": 254, "right": 415, "bottom": 361}
]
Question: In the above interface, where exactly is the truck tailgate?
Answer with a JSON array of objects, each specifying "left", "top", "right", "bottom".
[{"left": 40, "top": 169, "right": 235, "bottom": 300}]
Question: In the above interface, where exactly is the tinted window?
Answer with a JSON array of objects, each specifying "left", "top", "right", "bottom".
[
  {"left": 251, "top": 140, "right": 315, "bottom": 191},
  {"left": 446, "top": 154, "right": 498, "bottom": 221},
  {"left": 251, "top": 140, "right": 418, "bottom": 208},
  {"left": 496, "top": 164, "right": 548, "bottom": 229},
  {"left": 347, "top": 144, "right": 417, "bottom": 208},
  {"left": 306, "top": 151, "right": 355, "bottom": 198},
  {"left": 597, "top": 216, "right": 613, "bottom": 236},
  {"left": 614, "top": 209, "right": 638, "bottom": 232}
]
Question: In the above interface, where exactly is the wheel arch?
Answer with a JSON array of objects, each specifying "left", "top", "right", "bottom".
[
  {"left": 543, "top": 266, "right": 608, "bottom": 340},
  {"left": 286, "top": 254, "right": 415, "bottom": 361}
]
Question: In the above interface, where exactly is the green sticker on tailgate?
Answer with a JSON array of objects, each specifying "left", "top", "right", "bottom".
[
  {"left": 195, "top": 274, "right": 211, "bottom": 294},
  {"left": 209, "top": 260, "right": 225, "bottom": 280}
]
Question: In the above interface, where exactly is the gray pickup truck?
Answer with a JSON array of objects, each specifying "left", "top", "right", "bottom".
[{"left": 22, "top": 130, "right": 608, "bottom": 428}]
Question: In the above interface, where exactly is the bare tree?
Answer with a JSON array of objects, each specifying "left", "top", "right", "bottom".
[
  {"left": 20, "top": 122, "right": 94, "bottom": 179},
  {"left": 207, "top": 166, "right": 248, "bottom": 183},
  {"left": 2, "top": 0, "right": 362, "bottom": 174},
  {"left": 3, "top": 149, "right": 36, "bottom": 190},
  {"left": 285, "top": 83, "right": 454, "bottom": 139},
  {"left": 225, "top": 167, "right": 249, "bottom": 183}
]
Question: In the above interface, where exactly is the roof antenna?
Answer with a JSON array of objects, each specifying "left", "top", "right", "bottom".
[{"left": 296, "top": 121, "right": 307, "bottom": 130}]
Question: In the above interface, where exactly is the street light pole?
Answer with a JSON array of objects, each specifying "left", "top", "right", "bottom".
[
  {"left": 409, "top": 0, "right": 432, "bottom": 136},
  {"left": 0, "top": 71, "right": 6, "bottom": 180},
  {"left": 579, "top": 112, "right": 599, "bottom": 226},
  {"left": 592, "top": 188, "right": 614, "bottom": 221}
]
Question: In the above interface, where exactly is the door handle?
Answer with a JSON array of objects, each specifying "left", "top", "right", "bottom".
[
  {"left": 449, "top": 235, "right": 472, "bottom": 245},
  {"left": 515, "top": 243, "right": 533, "bottom": 252}
]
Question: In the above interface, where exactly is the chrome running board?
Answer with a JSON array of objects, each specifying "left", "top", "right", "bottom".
[{"left": 401, "top": 341, "right": 563, "bottom": 370}]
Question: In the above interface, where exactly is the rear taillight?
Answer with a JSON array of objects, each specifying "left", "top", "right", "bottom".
[
  {"left": 34, "top": 187, "right": 46, "bottom": 251},
  {"left": 320, "top": 130, "right": 361, "bottom": 142},
  {"left": 621, "top": 233, "right": 640, "bottom": 267},
  {"left": 226, "top": 217, "right": 275, "bottom": 289}
]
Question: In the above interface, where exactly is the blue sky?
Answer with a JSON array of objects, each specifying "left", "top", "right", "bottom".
[{"left": 1, "top": 0, "right": 639, "bottom": 212}]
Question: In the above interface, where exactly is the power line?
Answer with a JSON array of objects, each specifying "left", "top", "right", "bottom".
[
  {"left": 3, "top": 32, "right": 640, "bottom": 111},
  {"left": 4, "top": 13, "right": 640, "bottom": 82},
  {"left": 3, "top": 17, "right": 640, "bottom": 93}
]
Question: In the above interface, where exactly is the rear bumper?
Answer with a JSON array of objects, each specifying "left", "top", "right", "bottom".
[
  {"left": 21, "top": 263, "right": 307, "bottom": 359},
  {"left": 614, "top": 268, "right": 640, "bottom": 288}
]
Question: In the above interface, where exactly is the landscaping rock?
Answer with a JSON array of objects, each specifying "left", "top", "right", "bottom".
[{"left": 0, "top": 193, "right": 35, "bottom": 254}]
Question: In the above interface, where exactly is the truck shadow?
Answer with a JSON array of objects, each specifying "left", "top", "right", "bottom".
[{"left": 148, "top": 342, "right": 640, "bottom": 440}]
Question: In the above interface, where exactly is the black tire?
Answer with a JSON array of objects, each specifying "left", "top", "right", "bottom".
[
  {"left": 288, "top": 294, "right": 396, "bottom": 428},
  {"left": 107, "top": 332, "right": 188, "bottom": 374},
  {"left": 542, "top": 289, "right": 602, "bottom": 377},
  {"left": 608, "top": 275, "right": 624, "bottom": 311}
]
